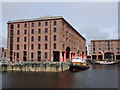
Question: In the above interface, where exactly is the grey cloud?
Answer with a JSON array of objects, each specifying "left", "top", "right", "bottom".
[
  {"left": 1, "top": 35, "right": 7, "bottom": 48},
  {"left": 109, "top": 29, "right": 118, "bottom": 39},
  {"left": 80, "top": 24, "right": 109, "bottom": 44}
]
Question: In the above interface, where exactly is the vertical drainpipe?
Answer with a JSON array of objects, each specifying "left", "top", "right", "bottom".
[
  {"left": 28, "top": 22, "right": 30, "bottom": 62},
  {"left": 50, "top": 21, "right": 51, "bottom": 61},
  {"left": 62, "top": 20, "right": 64, "bottom": 61}
]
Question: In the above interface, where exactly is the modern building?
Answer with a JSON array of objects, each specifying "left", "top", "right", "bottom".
[
  {"left": 7, "top": 16, "right": 86, "bottom": 62},
  {"left": 87, "top": 45, "right": 91, "bottom": 60},
  {"left": 91, "top": 39, "right": 120, "bottom": 60}
]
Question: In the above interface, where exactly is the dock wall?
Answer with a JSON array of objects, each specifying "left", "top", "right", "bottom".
[{"left": 0, "top": 62, "right": 70, "bottom": 72}]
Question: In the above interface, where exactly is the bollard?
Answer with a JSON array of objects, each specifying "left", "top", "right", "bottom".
[
  {"left": 61, "top": 62, "right": 63, "bottom": 71},
  {"left": 56, "top": 63, "right": 59, "bottom": 72}
]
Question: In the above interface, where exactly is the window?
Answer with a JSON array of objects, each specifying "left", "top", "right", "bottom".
[
  {"left": 24, "top": 37, "right": 27, "bottom": 42},
  {"left": 10, "top": 24, "right": 14, "bottom": 29},
  {"left": 23, "top": 51, "right": 27, "bottom": 56},
  {"left": 24, "top": 44, "right": 26, "bottom": 50},
  {"left": 82, "top": 51, "right": 84, "bottom": 54},
  {"left": 31, "top": 52, "right": 34, "bottom": 58},
  {"left": 31, "top": 44, "right": 34, "bottom": 50},
  {"left": 104, "top": 48, "right": 107, "bottom": 50},
  {"left": 54, "top": 28, "right": 57, "bottom": 32},
  {"left": 17, "top": 37, "right": 20, "bottom": 42},
  {"left": 45, "top": 44, "right": 47, "bottom": 49},
  {"left": 54, "top": 43, "right": 56, "bottom": 49},
  {"left": 31, "top": 36, "right": 34, "bottom": 41},
  {"left": 31, "top": 23, "right": 34, "bottom": 27},
  {"left": 93, "top": 52, "right": 95, "bottom": 54},
  {"left": 45, "top": 36, "right": 48, "bottom": 41},
  {"left": 38, "top": 29, "right": 41, "bottom": 33},
  {"left": 45, "top": 22, "right": 48, "bottom": 26},
  {"left": 108, "top": 44, "right": 110, "bottom": 47},
  {"left": 24, "top": 30, "right": 27, "bottom": 34},
  {"left": 17, "top": 24, "right": 20, "bottom": 28},
  {"left": 45, "top": 52, "right": 47, "bottom": 59},
  {"left": 4, "top": 52, "right": 6, "bottom": 57},
  {"left": 93, "top": 48, "right": 95, "bottom": 51},
  {"left": 54, "top": 21, "right": 57, "bottom": 26},
  {"left": 10, "top": 37, "right": 13, "bottom": 43},
  {"left": 38, "top": 22, "right": 41, "bottom": 26},
  {"left": 99, "top": 48, "right": 101, "bottom": 50},
  {"left": 17, "top": 30, "right": 20, "bottom": 34},
  {"left": 53, "top": 35, "right": 56, "bottom": 41},
  {"left": 38, "top": 44, "right": 41, "bottom": 49},
  {"left": 117, "top": 52, "right": 120, "bottom": 54},
  {"left": 10, "top": 51, "right": 13, "bottom": 55},
  {"left": 45, "top": 28, "right": 48, "bottom": 33},
  {"left": 38, "top": 36, "right": 41, "bottom": 41},
  {"left": 31, "top": 29, "right": 34, "bottom": 34},
  {"left": 17, "top": 53, "right": 19, "bottom": 58},
  {"left": 17, "top": 44, "right": 19, "bottom": 50},
  {"left": 10, "top": 30, "right": 14, "bottom": 35},
  {"left": 24, "top": 23, "right": 27, "bottom": 28},
  {"left": 10, "top": 44, "right": 13, "bottom": 50}
]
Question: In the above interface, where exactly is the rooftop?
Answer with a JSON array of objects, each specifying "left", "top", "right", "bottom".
[
  {"left": 7, "top": 16, "right": 63, "bottom": 23},
  {"left": 7, "top": 16, "right": 86, "bottom": 41},
  {"left": 91, "top": 39, "right": 119, "bottom": 42}
]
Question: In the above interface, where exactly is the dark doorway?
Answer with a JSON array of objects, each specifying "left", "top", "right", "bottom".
[
  {"left": 92, "top": 55, "right": 96, "bottom": 60},
  {"left": 23, "top": 51, "right": 27, "bottom": 61},
  {"left": 87, "top": 56, "right": 91, "bottom": 60},
  {"left": 98, "top": 55, "right": 102, "bottom": 60},
  {"left": 116, "top": 55, "right": 120, "bottom": 60},
  {"left": 104, "top": 52, "right": 114, "bottom": 60},
  {"left": 66, "top": 46, "right": 71, "bottom": 59},
  {"left": 37, "top": 51, "right": 41, "bottom": 61},
  {"left": 23, "top": 57, "right": 27, "bottom": 61},
  {"left": 53, "top": 51, "right": 59, "bottom": 62}
]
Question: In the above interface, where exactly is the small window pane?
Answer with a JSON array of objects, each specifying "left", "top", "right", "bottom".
[
  {"left": 54, "top": 21, "right": 57, "bottom": 25},
  {"left": 31, "top": 29, "right": 34, "bottom": 34}
]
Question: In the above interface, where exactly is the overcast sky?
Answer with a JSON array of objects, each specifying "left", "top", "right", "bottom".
[{"left": 1, "top": 2, "right": 118, "bottom": 48}]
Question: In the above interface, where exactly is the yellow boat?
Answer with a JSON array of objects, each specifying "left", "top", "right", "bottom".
[{"left": 69, "top": 57, "right": 90, "bottom": 71}]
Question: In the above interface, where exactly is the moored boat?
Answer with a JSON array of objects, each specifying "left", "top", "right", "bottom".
[
  {"left": 95, "top": 61, "right": 116, "bottom": 65},
  {"left": 100, "top": 61, "right": 114, "bottom": 65},
  {"left": 69, "top": 57, "right": 90, "bottom": 71}
]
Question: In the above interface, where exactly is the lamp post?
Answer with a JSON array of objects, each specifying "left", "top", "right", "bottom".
[
  {"left": 13, "top": 52, "right": 16, "bottom": 63},
  {"left": 99, "top": 50, "right": 104, "bottom": 60}
]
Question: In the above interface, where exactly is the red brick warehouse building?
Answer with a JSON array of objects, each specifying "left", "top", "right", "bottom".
[
  {"left": 7, "top": 16, "right": 87, "bottom": 62},
  {"left": 91, "top": 39, "right": 120, "bottom": 60}
]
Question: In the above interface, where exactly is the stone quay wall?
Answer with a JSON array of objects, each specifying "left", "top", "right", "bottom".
[{"left": 0, "top": 62, "right": 70, "bottom": 72}]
